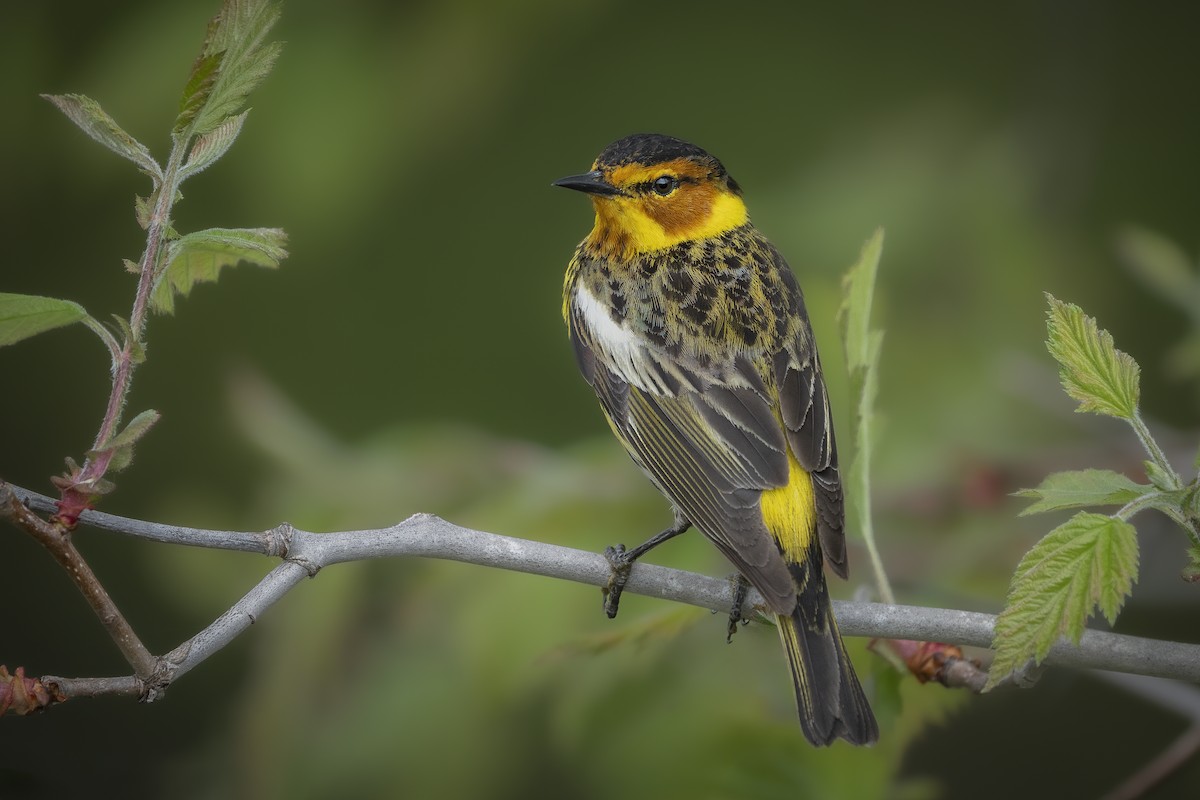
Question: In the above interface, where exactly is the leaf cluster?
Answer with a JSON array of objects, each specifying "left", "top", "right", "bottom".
[
  {"left": 986, "top": 294, "right": 1200, "bottom": 689},
  {"left": 1, "top": 0, "right": 287, "bottom": 494}
]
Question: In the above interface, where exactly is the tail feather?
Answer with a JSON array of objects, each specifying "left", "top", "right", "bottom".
[{"left": 777, "top": 598, "right": 878, "bottom": 746}]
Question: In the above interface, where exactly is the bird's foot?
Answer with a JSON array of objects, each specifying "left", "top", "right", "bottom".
[
  {"left": 726, "top": 573, "right": 752, "bottom": 643},
  {"left": 602, "top": 543, "right": 632, "bottom": 619}
]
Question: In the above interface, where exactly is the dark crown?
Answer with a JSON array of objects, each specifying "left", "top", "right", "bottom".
[{"left": 593, "top": 134, "right": 740, "bottom": 195}]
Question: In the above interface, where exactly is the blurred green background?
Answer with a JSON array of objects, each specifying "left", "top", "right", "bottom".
[{"left": 3, "top": 1, "right": 1199, "bottom": 798}]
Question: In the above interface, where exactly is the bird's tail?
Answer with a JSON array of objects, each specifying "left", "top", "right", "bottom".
[{"left": 776, "top": 578, "right": 878, "bottom": 746}]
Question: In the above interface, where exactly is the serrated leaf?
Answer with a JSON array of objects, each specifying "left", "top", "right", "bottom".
[
  {"left": 175, "top": 51, "right": 222, "bottom": 134},
  {"left": 1045, "top": 294, "right": 1140, "bottom": 419},
  {"left": 150, "top": 227, "right": 287, "bottom": 314},
  {"left": 1016, "top": 469, "right": 1147, "bottom": 516},
  {"left": 194, "top": 42, "right": 280, "bottom": 136},
  {"left": 180, "top": 110, "right": 248, "bottom": 180},
  {"left": 986, "top": 512, "right": 1138, "bottom": 690},
  {"left": 0, "top": 293, "right": 92, "bottom": 347},
  {"left": 42, "top": 94, "right": 162, "bottom": 181},
  {"left": 175, "top": 0, "right": 282, "bottom": 137},
  {"left": 839, "top": 227, "right": 885, "bottom": 373}
]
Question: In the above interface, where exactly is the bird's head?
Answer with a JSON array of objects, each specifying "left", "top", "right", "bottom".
[{"left": 554, "top": 133, "right": 747, "bottom": 259}]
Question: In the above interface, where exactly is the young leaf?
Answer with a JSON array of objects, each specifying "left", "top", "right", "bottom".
[
  {"left": 839, "top": 227, "right": 885, "bottom": 373},
  {"left": 175, "top": 0, "right": 282, "bottom": 137},
  {"left": 1143, "top": 460, "right": 1177, "bottom": 493},
  {"left": 836, "top": 228, "right": 894, "bottom": 604},
  {"left": 42, "top": 94, "right": 162, "bottom": 181},
  {"left": 1184, "top": 545, "right": 1200, "bottom": 583},
  {"left": 90, "top": 409, "right": 161, "bottom": 473},
  {"left": 134, "top": 195, "right": 153, "bottom": 230},
  {"left": 1045, "top": 294, "right": 1140, "bottom": 419},
  {"left": 109, "top": 315, "right": 146, "bottom": 364},
  {"left": 1016, "top": 469, "right": 1147, "bottom": 516},
  {"left": 0, "top": 293, "right": 91, "bottom": 347},
  {"left": 176, "top": 51, "right": 222, "bottom": 134},
  {"left": 151, "top": 227, "right": 287, "bottom": 314},
  {"left": 105, "top": 409, "right": 161, "bottom": 451},
  {"left": 179, "top": 110, "right": 249, "bottom": 180},
  {"left": 986, "top": 512, "right": 1138, "bottom": 690}
]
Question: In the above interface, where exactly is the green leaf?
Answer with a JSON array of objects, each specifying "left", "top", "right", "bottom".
[
  {"left": 1016, "top": 469, "right": 1147, "bottom": 516},
  {"left": 1183, "top": 545, "right": 1200, "bottom": 583},
  {"left": 180, "top": 110, "right": 249, "bottom": 179},
  {"left": 836, "top": 228, "right": 893, "bottom": 603},
  {"left": 176, "top": 51, "right": 222, "bottom": 134},
  {"left": 1143, "top": 460, "right": 1177, "bottom": 493},
  {"left": 42, "top": 94, "right": 162, "bottom": 181},
  {"left": 134, "top": 195, "right": 153, "bottom": 230},
  {"left": 1044, "top": 294, "right": 1140, "bottom": 419},
  {"left": 109, "top": 315, "right": 146, "bottom": 364},
  {"left": 106, "top": 409, "right": 161, "bottom": 451},
  {"left": 151, "top": 227, "right": 287, "bottom": 314},
  {"left": 0, "top": 293, "right": 91, "bottom": 347},
  {"left": 175, "top": 0, "right": 282, "bottom": 137},
  {"left": 90, "top": 409, "right": 161, "bottom": 473},
  {"left": 986, "top": 512, "right": 1138, "bottom": 690},
  {"left": 839, "top": 227, "right": 885, "bottom": 373}
]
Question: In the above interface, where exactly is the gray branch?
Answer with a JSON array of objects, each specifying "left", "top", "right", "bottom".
[{"left": 11, "top": 484, "right": 1200, "bottom": 699}]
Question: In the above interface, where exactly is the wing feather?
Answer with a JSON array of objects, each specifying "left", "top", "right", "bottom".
[
  {"left": 570, "top": 305, "right": 801, "bottom": 612},
  {"left": 774, "top": 344, "right": 847, "bottom": 578}
]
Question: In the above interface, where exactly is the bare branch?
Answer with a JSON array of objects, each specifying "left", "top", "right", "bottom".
[
  {"left": 2, "top": 484, "right": 157, "bottom": 679},
  {"left": 5, "top": 481, "right": 1200, "bottom": 709}
]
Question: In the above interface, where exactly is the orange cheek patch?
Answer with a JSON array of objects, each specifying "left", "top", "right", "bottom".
[{"left": 642, "top": 183, "right": 717, "bottom": 235}]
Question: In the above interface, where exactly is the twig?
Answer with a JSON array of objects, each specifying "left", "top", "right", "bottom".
[
  {"left": 5, "top": 480, "right": 1200, "bottom": 708},
  {"left": 2, "top": 485, "right": 157, "bottom": 679}
]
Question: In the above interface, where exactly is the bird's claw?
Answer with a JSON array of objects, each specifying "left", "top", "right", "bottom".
[
  {"left": 602, "top": 544, "right": 631, "bottom": 619},
  {"left": 726, "top": 573, "right": 752, "bottom": 643}
]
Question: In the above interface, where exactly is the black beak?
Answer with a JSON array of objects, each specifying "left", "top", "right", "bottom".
[{"left": 552, "top": 170, "right": 624, "bottom": 197}]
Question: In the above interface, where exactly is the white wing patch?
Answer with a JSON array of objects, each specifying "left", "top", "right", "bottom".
[{"left": 574, "top": 283, "right": 671, "bottom": 396}]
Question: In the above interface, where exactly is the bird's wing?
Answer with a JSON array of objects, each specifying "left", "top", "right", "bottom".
[
  {"left": 569, "top": 305, "right": 800, "bottom": 614},
  {"left": 773, "top": 321, "right": 847, "bottom": 578}
]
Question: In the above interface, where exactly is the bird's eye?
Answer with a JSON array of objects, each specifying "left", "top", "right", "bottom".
[{"left": 652, "top": 175, "right": 678, "bottom": 196}]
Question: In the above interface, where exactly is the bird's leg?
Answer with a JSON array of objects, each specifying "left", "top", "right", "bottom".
[
  {"left": 602, "top": 513, "right": 692, "bottom": 619},
  {"left": 726, "top": 573, "right": 753, "bottom": 643}
]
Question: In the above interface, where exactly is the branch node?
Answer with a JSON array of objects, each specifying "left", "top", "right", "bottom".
[
  {"left": 264, "top": 522, "right": 295, "bottom": 558},
  {"left": 139, "top": 659, "right": 173, "bottom": 704},
  {"left": 286, "top": 554, "right": 321, "bottom": 578}
]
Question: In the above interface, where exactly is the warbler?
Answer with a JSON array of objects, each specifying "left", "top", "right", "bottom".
[{"left": 554, "top": 133, "right": 877, "bottom": 746}]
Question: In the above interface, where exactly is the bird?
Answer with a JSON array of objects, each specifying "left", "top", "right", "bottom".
[{"left": 554, "top": 133, "right": 877, "bottom": 746}]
